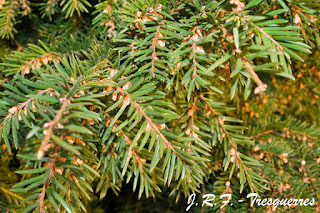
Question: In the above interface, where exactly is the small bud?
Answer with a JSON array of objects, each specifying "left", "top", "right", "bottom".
[
  {"left": 158, "top": 123, "right": 166, "bottom": 129},
  {"left": 145, "top": 122, "right": 152, "bottom": 132},
  {"left": 66, "top": 136, "right": 75, "bottom": 144},
  {"left": 110, "top": 69, "right": 118, "bottom": 78},
  {"left": 293, "top": 13, "right": 301, "bottom": 24},
  {"left": 194, "top": 45, "right": 204, "bottom": 53},
  {"left": 128, "top": 149, "right": 133, "bottom": 158},
  {"left": 54, "top": 167, "right": 63, "bottom": 175},
  {"left": 188, "top": 108, "right": 195, "bottom": 116},
  {"left": 185, "top": 127, "right": 191, "bottom": 135},
  {"left": 192, "top": 125, "right": 199, "bottom": 131},
  {"left": 157, "top": 40, "right": 165, "bottom": 47},
  {"left": 285, "top": 183, "right": 291, "bottom": 189},
  {"left": 37, "top": 150, "right": 44, "bottom": 160},
  {"left": 254, "top": 84, "right": 268, "bottom": 94},
  {"left": 122, "top": 81, "right": 132, "bottom": 90},
  {"left": 112, "top": 93, "right": 118, "bottom": 101},
  {"left": 103, "top": 5, "right": 112, "bottom": 14},
  {"left": 56, "top": 123, "right": 64, "bottom": 129},
  {"left": 252, "top": 146, "right": 260, "bottom": 152},
  {"left": 192, "top": 131, "right": 199, "bottom": 138},
  {"left": 106, "top": 86, "right": 113, "bottom": 92},
  {"left": 8, "top": 106, "right": 18, "bottom": 114},
  {"left": 123, "top": 96, "right": 131, "bottom": 106},
  {"left": 73, "top": 157, "right": 83, "bottom": 165},
  {"left": 230, "top": 148, "right": 236, "bottom": 156},
  {"left": 42, "top": 57, "right": 49, "bottom": 65},
  {"left": 195, "top": 29, "right": 202, "bottom": 36},
  {"left": 190, "top": 34, "right": 199, "bottom": 42},
  {"left": 24, "top": 65, "right": 30, "bottom": 74},
  {"left": 43, "top": 122, "right": 51, "bottom": 128},
  {"left": 302, "top": 135, "right": 307, "bottom": 141},
  {"left": 301, "top": 160, "right": 306, "bottom": 166}
]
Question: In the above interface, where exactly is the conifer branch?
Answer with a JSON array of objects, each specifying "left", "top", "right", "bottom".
[
  {"left": 0, "top": 0, "right": 319, "bottom": 211},
  {"left": 0, "top": 88, "right": 52, "bottom": 129},
  {"left": 0, "top": 0, "right": 19, "bottom": 39},
  {"left": 18, "top": 53, "right": 58, "bottom": 75},
  {"left": 37, "top": 95, "right": 71, "bottom": 160},
  {"left": 241, "top": 57, "right": 268, "bottom": 94},
  {"left": 150, "top": 26, "right": 161, "bottom": 78},
  {"left": 199, "top": 95, "right": 259, "bottom": 192},
  {"left": 102, "top": 79, "right": 176, "bottom": 151},
  {"left": 103, "top": 112, "right": 145, "bottom": 168},
  {"left": 128, "top": 99, "right": 174, "bottom": 150},
  {"left": 255, "top": 26, "right": 289, "bottom": 58},
  {"left": 38, "top": 148, "right": 60, "bottom": 213},
  {"left": 192, "top": 42, "right": 198, "bottom": 79}
]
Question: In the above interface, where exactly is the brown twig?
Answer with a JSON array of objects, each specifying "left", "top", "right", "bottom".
[
  {"left": 37, "top": 96, "right": 70, "bottom": 160},
  {"left": 192, "top": 42, "right": 198, "bottom": 79},
  {"left": 108, "top": 83, "right": 175, "bottom": 150},
  {"left": 129, "top": 98, "right": 174, "bottom": 150},
  {"left": 255, "top": 26, "right": 288, "bottom": 57},
  {"left": 241, "top": 57, "right": 268, "bottom": 94},
  {"left": 38, "top": 148, "right": 60, "bottom": 213},
  {"left": 150, "top": 26, "right": 161, "bottom": 78}
]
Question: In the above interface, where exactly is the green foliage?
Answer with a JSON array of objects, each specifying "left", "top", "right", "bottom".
[{"left": 0, "top": 0, "right": 319, "bottom": 212}]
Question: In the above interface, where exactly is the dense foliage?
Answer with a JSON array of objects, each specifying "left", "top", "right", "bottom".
[{"left": 0, "top": 0, "right": 319, "bottom": 212}]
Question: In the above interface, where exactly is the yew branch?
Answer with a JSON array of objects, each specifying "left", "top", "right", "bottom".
[
  {"left": 241, "top": 57, "right": 267, "bottom": 94},
  {"left": 150, "top": 26, "right": 161, "bottom": 78},
  {"left": 37, "top": 96, "right": 70, "bottom": 160},
  {"left": 0, "top": 88, "right": 52, "bottom": 129}
]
